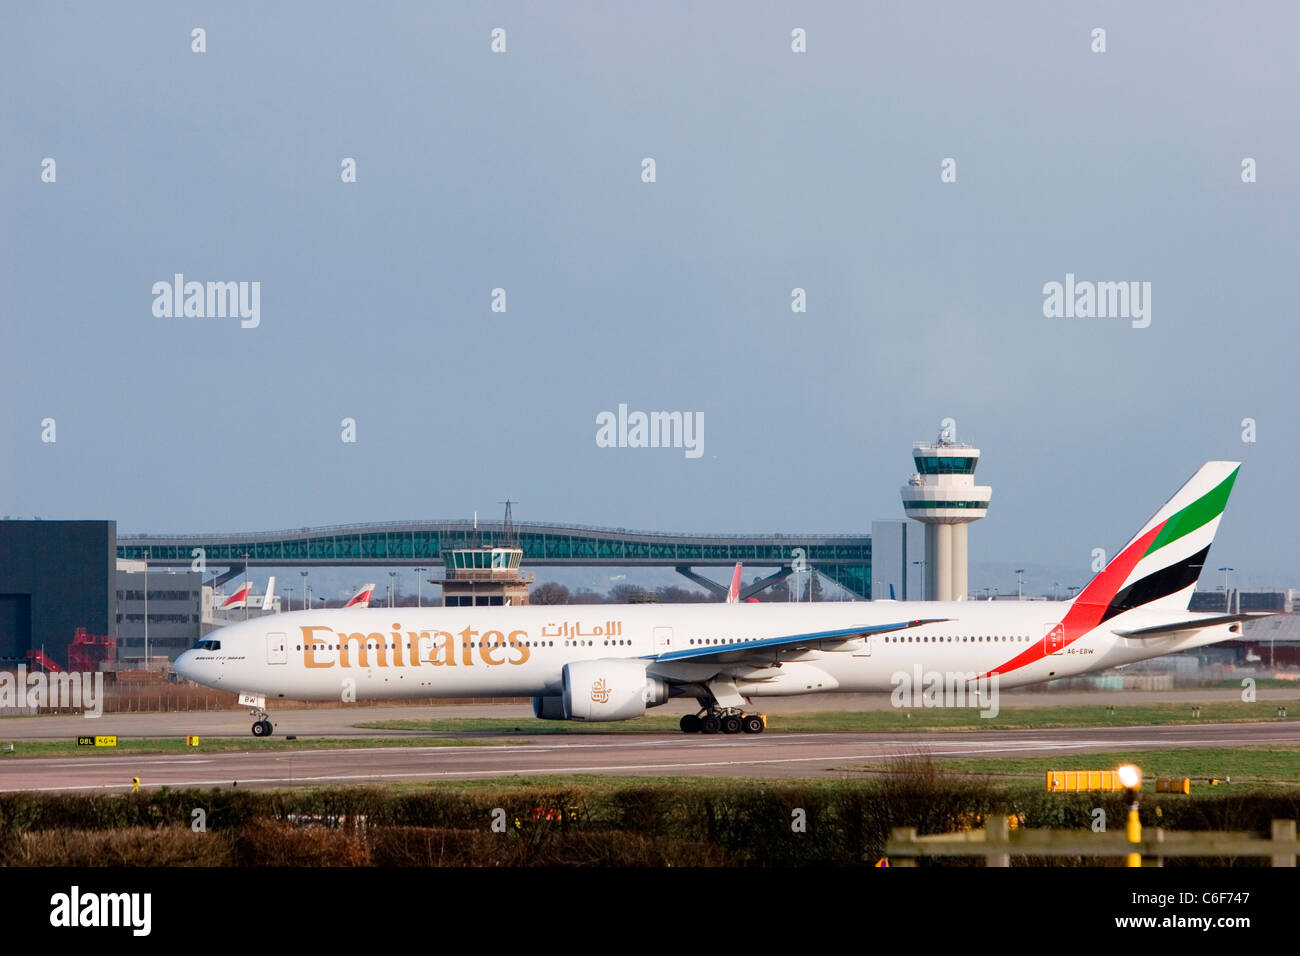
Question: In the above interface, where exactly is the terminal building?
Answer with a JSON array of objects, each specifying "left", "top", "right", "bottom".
[{"left": 115, "top": 562, "right": 203, "bottom": 663}]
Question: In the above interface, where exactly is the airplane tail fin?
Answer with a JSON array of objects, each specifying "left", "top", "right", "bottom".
[
  {"left": 221, "top": 581, "right": 254, "bottom": 609},
  {"left": 345, "top": 583, "right": 376, "bottom": 609},
  {"left": 1069, "top": 461, "right": 1240, "bottom": 621},
  {"left": 726, "top": 563, "right": 743, "bottom": 604}
]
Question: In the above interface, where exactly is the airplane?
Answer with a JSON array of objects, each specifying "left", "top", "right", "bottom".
[
  {"left": 176, "top": 461, "right": 1256, "bottom": 737},
  {"left": 344, "top": 583, "right": 377, "bottom": 609}
]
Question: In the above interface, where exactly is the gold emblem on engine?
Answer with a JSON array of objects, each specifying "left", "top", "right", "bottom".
[{"left": 591, "top": 678, "right": 611, "bottom": 704}]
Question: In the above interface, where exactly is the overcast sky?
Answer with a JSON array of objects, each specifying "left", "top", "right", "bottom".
[{"left": 3, "top": 2, "right": 1297, "bottom": 590}]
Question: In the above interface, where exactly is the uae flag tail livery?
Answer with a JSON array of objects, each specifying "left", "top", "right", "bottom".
[
  {"left": 1077, "top": 460, "right": 1238, "bottom": 621},
  {"left": 979, "top": 460, "right": 1244, "bottom": 680},
  {"left": 1049, "top": 460, "right": 1240, "bottom": 650}
]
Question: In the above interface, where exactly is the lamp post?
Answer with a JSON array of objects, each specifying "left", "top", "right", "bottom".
[
  {"left": 1015, "top": 569, "right": 1025, "bottom": 601},
  {"left": 414, "top": 568, "right": 426, "bottom": 608},
  {"left": 239, "top": 553, "right": 251, "bottom": 621},
  {"left": 388, "top": 570, "right": 397, "bottom": 609},
  {"left": 913, "top": 560, "right": 926, "bottom": 602},
  {"left": 300, "top": 570, "right": 308, "bottom": 612},
  {"left": 285, "top": 586, "right": 294, "bottom": 614},
  {"left": 1117, "top": 764, "right": 1143, "bottom": 867},
  {"left": 143, "top": 560, "right": 149, "bottom": 667}
]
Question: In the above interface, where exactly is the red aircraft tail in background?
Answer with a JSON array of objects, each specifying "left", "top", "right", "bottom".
[{"left": 345, "top": 583, "right": 377, "bottom": 608}]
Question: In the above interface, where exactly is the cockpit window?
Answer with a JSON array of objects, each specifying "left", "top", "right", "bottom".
[{"left": 193, "top": 639, "right": 222, "bottom": 651}]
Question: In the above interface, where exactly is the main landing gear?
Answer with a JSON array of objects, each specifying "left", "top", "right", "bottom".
[{"left": 680, "top": 709, "right": 765, "bottom": 735}]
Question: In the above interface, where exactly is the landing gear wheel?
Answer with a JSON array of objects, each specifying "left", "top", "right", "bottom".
[
  {"left": 700, "top": 715, "right": 721, "bottom": 734},
  {"left": 721, "top": 715, "right": 743, "bottom": 734},
  {"left": 742, "top": 715, "right": 765, "bottom": 734},
  {"left": 252, "top": 720, "right": 272, "bottom": 737},
  {"left": 680, "top": 714, "right": 701, "bottom": 734}
]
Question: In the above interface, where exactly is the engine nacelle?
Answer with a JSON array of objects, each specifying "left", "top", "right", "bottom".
[
  {"left": 562, "top": 659, "right": 670, "bottom": 721},
  {"left": 532, "top": 695, "right": 567, "bottom": 720}
]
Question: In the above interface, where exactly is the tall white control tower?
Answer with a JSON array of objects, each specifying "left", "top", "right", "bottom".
[{"left": 900, "top": 423, "right": 991, "bottom": 601}]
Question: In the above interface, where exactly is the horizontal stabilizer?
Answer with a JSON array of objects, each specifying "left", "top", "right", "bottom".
[{"left": 1112, "top": 612, "right": 1269, "bottom": 639}]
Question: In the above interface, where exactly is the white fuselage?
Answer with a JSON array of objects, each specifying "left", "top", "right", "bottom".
[{"left": 174, "top": 600, "right": 1236, "bottom": 705}]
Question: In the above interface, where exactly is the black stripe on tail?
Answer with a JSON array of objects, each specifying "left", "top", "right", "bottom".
[{"left": 1099, "top": 545, "right": 1210, "bottom": 624}]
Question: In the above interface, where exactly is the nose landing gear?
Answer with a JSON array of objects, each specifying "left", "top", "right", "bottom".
[
  {"left": 239, "top": 693, "right": 275, "bottom": 738},
  {"left": 249, "top": 706, "right": 273, "bottom": 738}
]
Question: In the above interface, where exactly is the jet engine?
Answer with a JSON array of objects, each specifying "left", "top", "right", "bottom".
[{"left": 561, "top": 659, "right": 670, "bottom": 721}]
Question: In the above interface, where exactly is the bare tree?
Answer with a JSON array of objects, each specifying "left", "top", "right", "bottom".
[{"left": 529, "top": 582, "right": 573, "bottom": 605}]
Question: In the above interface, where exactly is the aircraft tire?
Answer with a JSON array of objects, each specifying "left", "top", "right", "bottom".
[
  {"left": 721, "top": 715, "right": 743, "bottom": 734},
  {"left": 742, "top": 715, "right": 765, "bottom": 734}
]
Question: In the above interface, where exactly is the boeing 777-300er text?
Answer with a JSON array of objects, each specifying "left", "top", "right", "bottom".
[{"left": 176, "top": 461, "right": 1254, "bottom": 736}]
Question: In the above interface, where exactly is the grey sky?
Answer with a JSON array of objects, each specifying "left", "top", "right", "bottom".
[{"left": 3, "top": 2, "right": 1297, "bottom": 589}]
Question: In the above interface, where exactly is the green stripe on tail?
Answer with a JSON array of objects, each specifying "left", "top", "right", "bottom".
[{"left": 1144, "top": 466, "right": 1239, "bottom": 556}]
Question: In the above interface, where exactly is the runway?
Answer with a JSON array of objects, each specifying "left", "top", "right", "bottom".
[
  {"left": 4, "top": 687, "right": 1298, "bottom": 741},
  {"left": 2, "top": 721, "right": 1297, "bottom": 792}
]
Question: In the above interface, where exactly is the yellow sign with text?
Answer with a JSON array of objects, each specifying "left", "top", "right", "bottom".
[{"left": 77, "top": 735, "right": 117, "bottom": 747}]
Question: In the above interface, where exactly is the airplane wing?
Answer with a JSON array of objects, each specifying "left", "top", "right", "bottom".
[
  {"left": 649, "top": 618, "right": 949, "bottom": 664},
  {"left": 1111, "top": 612, "right": 1269, "bottom": 639}
]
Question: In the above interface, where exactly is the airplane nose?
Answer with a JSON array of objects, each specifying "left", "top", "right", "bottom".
[{"left": 174, "top": 650, "right": 199, "bottom": 682}]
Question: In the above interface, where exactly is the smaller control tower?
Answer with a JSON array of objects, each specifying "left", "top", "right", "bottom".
[
  {"left": 900, "top": 422, "right": 991, "bottom": 601},
  {"left": 440, "top": 501, "right": 534, "bottom": 607}
]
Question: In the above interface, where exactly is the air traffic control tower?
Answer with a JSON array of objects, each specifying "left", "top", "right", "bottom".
[{"left": 900, "top": 424, "right": 991, "bottom": 601}]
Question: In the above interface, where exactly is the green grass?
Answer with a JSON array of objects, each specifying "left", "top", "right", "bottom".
[
  {"left": 843, "top": 746, "right": 1300, "bottom": 787},
  {"left": 359, "top": 701, "right": 1300, "bottom": 735},
  {"left": 1202, "top": 678, "right": 1300, "bottom": 690},
  {"left": 0, "top": 736, "right": 528, "bottom": 759}
]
